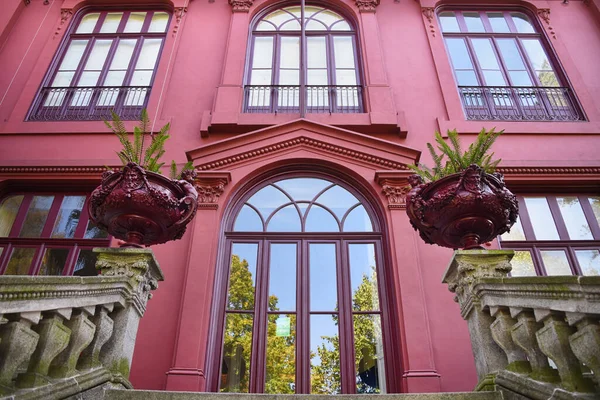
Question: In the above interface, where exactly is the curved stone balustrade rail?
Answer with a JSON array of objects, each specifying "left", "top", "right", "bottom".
[
  {"left": 0, "top": 248, "right": 163, "bottom": 400},
  {"left": 443, "top": 250, "right": 600, "bottom": 400}
]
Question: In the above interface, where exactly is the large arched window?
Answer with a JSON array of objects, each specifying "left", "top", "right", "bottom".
[
  {"left": 244, "top": 5, "right": 363, "bottom": 114},
  {"left": 214, "top": 176, "right": 390, "bottom": 394}
]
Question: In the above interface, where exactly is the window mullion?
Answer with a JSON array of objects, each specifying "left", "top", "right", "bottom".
[
  {"left": 28, "top": 243, "right": 46, "bottom": 275},
  {"left": 565, "top": 246, "right": 583, "bottom": 275},
  {"left": 546, "top": 196, "right": 570, "bottom": 240},
  {"left": 0, "top": 243, "right": 13, "bottom": 274},
  {"left": 337, "top": 238, "right": 355, "bottom": 393},
  {"left": 516, "top": 196, "right": 537, "bottom": 240},
  {"left": 40, "top": 194, "right": 64, "bottom": 238},
  {"left": 7, "top": 195, "right": 32, "bottom": 237},
  {"left": 463, "top": 37, "right": 486, "bottom": 86},
  {"left": 297, "top": 239, "right": 310, "bottom": 393},
  {"left": 579, "top": 196, "right": 600, "bottom": 240},
  {"left": 251, "top": 239, "right": 270, "bottom": 393},
  {"left": 531, "top": 245, "right": 546, "bottom": 275}
]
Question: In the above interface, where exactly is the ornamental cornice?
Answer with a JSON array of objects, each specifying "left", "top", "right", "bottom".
[
  {"left": 374, "top": 170, "right": 412, "bottom": 210},
  {"left": 194, "top": 171, "right": 231, "bottom": 206},
  {"left": 497, "top": 166, "right": 600, "bottom": 175},
  {"left": 196, "top": 137, "right": 409, "bottom": 171},
  {"left": 356, "top": 0, "right": 380, "bottom": 12},
  {"left": 0, "top": 166, "right": 116, "bottom": 175},
  {"left": 55, "top": 9, "right": 73, "bottom": 36},
  {"left": 229, "top": 0, "right": 253, "bottom": 12}
]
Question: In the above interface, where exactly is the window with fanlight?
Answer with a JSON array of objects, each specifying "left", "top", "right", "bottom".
[
  {"left": 210, "top": 176, "right": 395, "bottom": 394},
  {"left": 438, "top": 9, "right": 583, "bottom": 121},
  {"left": 244, "top": 4, "right": 363, "bottom": 114},
  {"left": 28, "top": 9, "right": 170, "bottom": 121},
  {"left": 0, "top": 192, "right": 109, "bottom": 276},
  {"left": 499, "top": 195, "right": 600, "bottom": 277}
]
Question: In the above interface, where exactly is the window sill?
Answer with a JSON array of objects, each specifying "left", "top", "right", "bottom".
[
  {"left": 437, "top": 118, "right": 600, "bottom": 136},
  {"left": 202, "top": 111, "right": 407, "bottom": 137}
]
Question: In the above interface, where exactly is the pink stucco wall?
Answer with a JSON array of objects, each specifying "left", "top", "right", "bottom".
[{"left": 1, "top": 0, "right": 599, "bottom": 394}]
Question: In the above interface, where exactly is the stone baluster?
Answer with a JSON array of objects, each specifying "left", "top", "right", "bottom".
[
  {"left": 566, "top": 312, "right": 600, "bottom": 384},
  {"left": 442, "top": 250, "right": 514, "bottom": 389},
  {"left": 509, "top": 307, "right": 559, "bottom": 383},
  {"left": 0, "top": 312, "right": 41, "bottom": 393},
  {"left": 49, "top": 307, "right": 97, "bottom": 378},
  {"left": 78, "top": 303, "right": 115, "bottom": 371},
  {"left": 534, "top": 309, "right": 595, "bottom": 393},
  {"left": 489, "top": 307, "right": 529, "bottom": 373},
  {"left": 16, "top": 309, "right": 72, "bottom": 388},
  {"left": 94, "top": 248, "right": 163, "bottom": 378}
]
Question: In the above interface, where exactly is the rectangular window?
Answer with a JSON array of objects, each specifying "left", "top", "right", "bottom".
[{"left": 28, "top": 10, "right": 170, "bottom": 121}]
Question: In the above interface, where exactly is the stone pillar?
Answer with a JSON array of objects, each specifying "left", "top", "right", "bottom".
[
  {"left": 49, "top": 308, "right": 96, "bottom": 378},
  {"left": 567, "top": 313, "right": 600, "bottom": 383},
  {"left": 489, "top": 307, "right": 529, "bottom": 373},
  {"left": 0, "top": 312, "right": 40, "bottom": 394},
  {"left": 78, "top": 304, "right": 115, "bottom": 371},
  {"left": 442, "top": 250, "right": 513, "bottom": 388},
  {"left": 94, "top": 248, "right": 164, "bottom": 379}
]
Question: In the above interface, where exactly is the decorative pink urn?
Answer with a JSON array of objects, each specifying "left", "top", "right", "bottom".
[
  {"left": 406, "top": 164, "right": 519, "bottom": 250},
  {"left": 89, "top": 163, "right": 199, "bottom": 247}
]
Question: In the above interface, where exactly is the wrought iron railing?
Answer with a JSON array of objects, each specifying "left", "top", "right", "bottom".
[
  {"left": 243, "top": 85, "right": 363, "bottom": 113},
  {"left": 28, "top": 86, "right": 151, "bottom": 121},
  {"left": 458, "top": 86, "right": 583, "bottom": 121}
]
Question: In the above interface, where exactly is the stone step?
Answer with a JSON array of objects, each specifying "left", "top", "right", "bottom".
[{"left": 104, "top": 390, "right": 503, "bottom": 400}]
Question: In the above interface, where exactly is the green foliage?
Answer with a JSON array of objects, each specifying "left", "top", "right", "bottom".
[
  {"left": 408, "top": 128, "right": 503, "bottom": 183},
  {"left": 170, "top": 160, "right": 195, "bottom": 180}
]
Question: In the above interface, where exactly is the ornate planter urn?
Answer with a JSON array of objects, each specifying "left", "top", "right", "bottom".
[
  {"left": 89, "top": 163, "right": 199, "bottom": 247},
  {"left": 406, "top": 164, "right": 518, "bottom": 250}
]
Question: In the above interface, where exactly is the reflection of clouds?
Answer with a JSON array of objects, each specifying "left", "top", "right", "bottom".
[
  {"left": 575, "top": 250, "right": 600, "bottom": 276},
  {"left": 557, "top": 197, "right": 593, "bottom": 240},
  {"left": 525, "top": 197, "right": 560, "bottom": 240},
  {"left": 267, "top": 205, "right": 301, "bottom": 232},
  {"left": 275, "top": 178, "right": 331, "bottom": 201}
]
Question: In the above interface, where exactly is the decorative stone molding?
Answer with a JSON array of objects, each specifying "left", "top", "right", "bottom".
[
  {"left": 0, "top": 166, "right": 118, "bottom": 175},
  {"left": 194, "top": 171, "right": 231, "bottom": 208},
  {"left": 229, "top": 0, "right": 253, "bottom": 13},
  {"left": 172, "top": 7, "right": 188, "bottom": 36},
  {"left": 197, "top": 137, "right": 410, "bottom": 171},
  {"left": 422, "top": 7, "right": 436, "bottom": 37},
  {"left": 356, "top": 0, "right": 380, "bottom": 13},
  {"left": 55, "top": 9, "right": 73, "bottom": 37},
  {"left": 375, "top": 171, "right": 412, "bottom": 210},
  {"left": 537, "top": 9, "right": 556, "bottom": 39}
]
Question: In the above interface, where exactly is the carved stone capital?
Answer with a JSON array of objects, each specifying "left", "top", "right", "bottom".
[
  {"left": 229, "top": 0, "right": 253, "bottom": 12},
  {"left": 375, "top": 171, "right": 412, "bottom": 210},
  {"left": 195, "top": 171, "right": 232, "bottom": 208},
  {"left": 356, "top": 0, "right": 380, "bottom": 13}
]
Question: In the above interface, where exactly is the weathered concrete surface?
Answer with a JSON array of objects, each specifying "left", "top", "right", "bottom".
[{"left": 104, "top": 392, "right": 503, "bottom": 400}]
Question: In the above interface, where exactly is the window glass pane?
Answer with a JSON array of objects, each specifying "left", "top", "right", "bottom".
[
  {"left": 524, "top": 197, "right": 560, "bottom": 240},
  {"left": 310, "top": 243, "right": 338, "bottom": 311},
  {"left": 51, "top": 195, "right": 85, "bottom": 238},
  {"left": 308, "top": 37, "right": 327, "bottom": 68},
  {"left": 73, "top": 249, "right": 98, "bottom": 276},
  {"left": 265, "top": 313, "right": 296, "bottom": 393},
  {"left": 247, "top": 185, "right": 290, "bottom": 220},
  {"left": 58, "top": 40, "right": 89, "bottom": 71},
  {"left": 78, "top": 71, "right": 101, "bottom": 87},
  {"left": 315, "top": 186, "right": 359, "bottom": 220},
  {"left": 130, "top": 70, "right": 153, "bottom": 86},
  {"left": 39, "top": 248, "right": 69, "bottom": 275},
  {"left": 354, "top": 314, "right": 385, "bottom": 393},
  {"left": 575, "top": 250, "right": 600, "bottom": 276},
  {"left": 263, "top": 9, "right": 294, "bottom": 28},
  {"left": 314, "top": 10, "right": 344, "bottom": 29},
  {"left": 445, "top": 38, "right": 473, "bottom": 70},
  {"left": 509, "top": 251, "right": 536, "bottom": 276},
  {"left": 537, "top": 71, "right": 559, "bottom": 87},
  {"left": 344, "top": 205, "right": 373, "bottom": 232},
  {"left": 310, "top": 314, "right": 340, "bottom": 394},
  {"left": 76, "top": 13, "right": 100, "bottom": 33},
  {"left": 556, "top": 197, "right": 594, "bottom": 240},
  {"left": 228, "top": 243, "right": 258, "bottom": 310},
  {"left": 135, "top": 38, "right": 162, "bottom": 69},
  {"left": 511, "top": 13, "right": 535, "bottom": 33},
  {"left": 84, "top": 40, "right": 112, "bottom": 71},
  {"left": 100, "top": 13, "right": 123, "bottom": 33},
  {"left": 252, "top": 37, "right": 274, "bottom": 69},
  {"left": 472, "top": 39, "right": 501, "bottom": 70},
  {"left": 439, "top": 12, "right": 460, "bottom": 33},
  {"left": 220, "top": 313, "right": 253, "bottom": 392},
  {"left": 110, "top": 39, "right": 136, "bottom": 70},
  {"left": 52, "top": 71, "right": 75, "bottom": 87},
  {"left": 280, "top": 19, "right": 301, "bottom": 31},
  {"left": 103, "top": 70, "right": 126, "bottom": 86},
  {"left": 124, "top": 12, "right": 146, "bottom": 33},
  {"left": 148, "top": 12, "right": 169, "bottom": 32},
  {"left": 522, "top": 39, "right": 552, "bottom": 71},
  {"left": 331, "top": 21, "right": 351, "bottom": 31},
  {"left": 280, "top": 37, "right": 300, "bottom": 68},
  {"left": 455, "top": 70, "right": 478, "bottom": 86},
  {"left": 268, "top": 243, "right": 297, "bottom": 311},
  {"left": 306, "top": 19, "right": 327, "bottom": 31},
  {"left": 250, "top": 69, "right": 272, "bottom": 85},
  {"left": 588, "top": 197, "right": 600, "bottom": 227},
  {"left": 0, "top": 195, "right": 24, "bottom": 237},
  {"left": 333, "top": 37, "right": 355, "bottom": 69},
  {"left": 335, "top": 70, "right": 357, "bottom": 86},
  {"left": 305, "top": 205, "right": 339, "bottom": 232},
  {"left": 234, "top": 205, "right": 263, "bottom": 231},
  {"left": 85, "top": 220, "right": 109, "bottom": 239},
  {"left": 540, "top": 250, "right": 572, "bottom": 275},
  {"left": 307, "top": 69, "right": 328, "bottom": 85},
  {"left": 509, "top": 71, "right": 533, "bottom": 86},
  {"left": 256, "top": 21, "right": 276, "bottom": 31},
  {"left": 487, "top": 12, "right": 510, "bottom": 33},
  {"left": 349, "top": 244, "right": 379, "bottom": 311},
  {"left": 19, "top": 195, "right": 54, "bottom": 238},
  {"left": 497, "top": 39, "right": 526, "bottom": 70},
  {"left": 482, "top": 71, "right": 506, "bottom": 86},
  {"left": 464, "top": 12, "right": 485, "bottom": 33},
  {"left": 4, "top": 248, "right": 36, "bottom": 275},
  {"left": 500, "top": 217, "right": 526, "bottom": 241},
  {"left": 278, "top": 70, "right": 300, "bottom": 85}
]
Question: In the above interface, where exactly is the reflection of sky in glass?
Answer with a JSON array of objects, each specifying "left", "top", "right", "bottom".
[
  {"left": 232, "top": 243, "right": 258, "bottom": 286},
  {"left": 353, "top": 314, "right": 385, "bottom": 393},
  {"left": 344, "top": 205, "right": 373, "bottom": 232},
  {"left": 310, "top": 314, "right": 339, "bottom": 369},
  {"left": 524, "top": 197, "right": 559, "bottom": 240},
  {"left": 349, "top": 243, "right": 379, "bottom": 311},
  {"left": 247, "top": 186, "right": 291, "bottom": 220},
  {"left": 275, "top": 178, "right": 331, "bottom": 201},
  {"left": 305, "top": 205, "right": 339, "bottom": 232},
  {"left": 589, "top": 197, "right": 600, "bottom": 227},
  {"left": 500, "top": 217, "right": 526, "bottom": 241},
  {"left": 269, "top": 244, "right": 297, "bottom": 311},
  {"left": 575, "top": 250, "right": 600, "bottom": 276},
  {"left": 314, "top": 186, "right": 359, "bottom": 220},
  {"left": 267, "top": 205, "right": 301, "bottom": 232},
  {"left": 310, "top": 243, "right": 338, "bottom": 311},
  {"left": 557, "top": 197, "right": 593, "bottom": 240},
  {"left": 541, "top": 250, "right": 572, "bottom": 275},
  {"left": 510, "top": 251, "right": 536, "bottom": 276},
  {"left": 234, "top": 205, "right": 263, "bottom": 231}
]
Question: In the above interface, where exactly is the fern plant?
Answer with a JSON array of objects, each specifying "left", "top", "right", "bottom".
[
  {"left": 104, "top": 109, "right": 195, "bottom": 180},
  {"left": 407, "top": 128, "right": 503, "bottom": 183}
]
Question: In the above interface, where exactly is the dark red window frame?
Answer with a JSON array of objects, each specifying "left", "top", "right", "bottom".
[
  {"left": 27, "top": 8, "right": 171, "bottom": 121},
  {"left": 0, "top": 192, "right": 110, "bottom": 276},
  {"left": 499, "top": 194, "right": 600, "bottom": 276}
]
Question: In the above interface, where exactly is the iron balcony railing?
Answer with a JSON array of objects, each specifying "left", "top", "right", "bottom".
[
  {"left": 458, "top": 86, "right": 583, "bottom": 121},
  {"left": 28, "top": 86, "right": 151, "bottom": 121},
  {"left": 243, "top": 85, "right": 364, "bottom": 114}
]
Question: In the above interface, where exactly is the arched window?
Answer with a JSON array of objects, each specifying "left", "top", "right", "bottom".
[
  {"left": 244, "top": 5, "right": 363, "bottom": 114},
  {"left": 214, "top": 176, "right": 390, "bottom": 394}
]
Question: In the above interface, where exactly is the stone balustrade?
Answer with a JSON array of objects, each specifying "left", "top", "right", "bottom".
[
  {"left": 443, "top": 250, "right": 600, "bottom": 400},
  {"left": 0, "top": 248, "right": 163, "bottom": 400}
]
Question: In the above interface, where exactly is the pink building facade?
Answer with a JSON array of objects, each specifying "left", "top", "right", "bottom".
[{"left": 1, "top": 0, "right": 599, "bottom": 395}]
